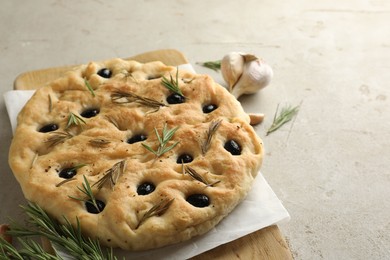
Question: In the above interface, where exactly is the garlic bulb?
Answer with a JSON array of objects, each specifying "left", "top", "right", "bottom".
[{"left": 221, "top": 52, "right": 273, "bottom": 99}]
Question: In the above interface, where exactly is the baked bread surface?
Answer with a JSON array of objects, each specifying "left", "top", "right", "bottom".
[{"left": 9, "top": 59, "right": 263, "bottom": 251}]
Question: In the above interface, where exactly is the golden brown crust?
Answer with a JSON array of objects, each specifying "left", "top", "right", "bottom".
[{"left": 9, "top": 59, "right": 263, "bottom": 251}]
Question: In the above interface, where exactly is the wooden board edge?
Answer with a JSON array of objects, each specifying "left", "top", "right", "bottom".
[{"left": 191, "top": 225, "right": 292, "bottom": 260}]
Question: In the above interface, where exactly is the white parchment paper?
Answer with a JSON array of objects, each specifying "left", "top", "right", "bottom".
[{"left": 3, "top": 64, "right": 290, "bottom": 259}]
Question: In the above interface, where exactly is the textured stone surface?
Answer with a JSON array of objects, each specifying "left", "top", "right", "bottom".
[{"left": 1, "top": 0, "right": 389, "bottom": 259}]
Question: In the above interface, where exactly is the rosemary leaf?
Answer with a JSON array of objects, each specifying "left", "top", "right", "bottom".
[
  {"left": 119, "top": 71, "right": 138, "bottom": 83},
  {"left": 45, "top": 131, "right": 73, "bottom": 147},
  {"left": 155, "top": 127, "right": 163, "bottom": 144},
  {"left": 266, "top": 104, "right": 300, "bottom": 136},
  {"left": 84, "top": 78, "right": 95, "bottom": 97},
  {"left": 159, "top": 141, "right": 179, "bottom": 155},
  {"left": 162, "top": 124, "right": 179, "bottom": 143},
  {"left": 72, "top": 164, "right": 87, "bottom": 170},
  {"left": 66, "top": 112, "right": 86, "bottom": 129},
  {"left": 55, "top": 177, "right": 76, "bottom": 187},
  {"left": 141, "top": 143, "right": 158, "bottom": 156},
  {"left": 136, "top": 198, "right": 174, "bottom": 229},
  {"left": 161, "top": 68, "right": 183, "bottom": 96},
  {"left": 111, "top": 90, "right": 166, "bottom": 111},
  {"left": 201, "top": 119, "right": 222, "bottom": 155},
  {"left": 197, "top": 60, "right": 221, "bottom": 72},
  {"left": 69, "top": 175, "right": 100, "bottom": 213},
  {"left": 185, "top": 166, "right": 208, "bottom": 184},
  {"left": 93, "top": 160, "right": 125, "bottom": 190},
  {"left": 142, "top": 124, "right": 180, "bottom": 158},
  {"left": 185, "top": 166, "right": 220, "bottom": 187}
]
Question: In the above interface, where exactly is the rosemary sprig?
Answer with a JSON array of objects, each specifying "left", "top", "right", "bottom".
[
  {"left": 2, "top": 202, "right": 116, "bottom": 259},
  {"left": 201, "top": 119, "right": 222, "bottom": 155},
  {"left": 45, "top": 131, "right": 73, "bottom": 147},
  {"left": 185, "top": 166, "right": 220, "bottom": 187},
  {"left": 142, "top": 124, "right": 180, "bottom": 158},
  {"left": 197, "top": 60, "right": 221, "bottom": 72},
  {"left": 55, "top": 177, "right": 76, "bottom": 187},
  {"left": 119, "top": 70, "right": 139, "bottom": 83},
  {"left": 69, "top": 175, "right": 100, "bottom": 213},
  {"left": 162, "top": 68, "right": 183, "bottom": 96},
  {"left": 93, "top": 160, "right": 125, "bottom": 190},
  {"left": 111, "top": 91, "right": 166, "bottom": 111},
  {"left": 266, "top": 103, "right": 300, "bottom": 136},
  {"left": 84, "top": 78, "right": 95, "bottom": 97},
  {"left": 136, "top": 198, "right": 174, "bottom": 229},
  {"left": 0, "top": 236, "right": 58, "bottom": 260},
  {"left": 66, "top": 112, "right": 86, "bottom": 129}
]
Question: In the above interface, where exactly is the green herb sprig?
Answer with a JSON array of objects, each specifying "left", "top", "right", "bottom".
[
  {"left": 162, "top": 69, "right": 183, "bottom": 96},
  {"left": 1, "top": 202, "right": 116, "bottom": 259},
  {"left": 0, "top": 235, "right": 58, "bottom": 260},
  {"left": 185, "top": 166, "right": 221, "bottom": 187},
  {"left": 266, "top": 103, "right": 300, "bottom": 136},
  {"left": 111, "top": 91, "right": 166, "bottom": 112},
  {"left": 66, "top": 112, "right": 86, "bottom": 129},
  {"left": 45, "top": 131, "right": 73, "bottom": 147},
  {"left": 136, "top": 198, "right": 174, "bottom": 229},
  {"left": 93, "top": 160, "right": 125, "bottom": 190},
  {"left": 68, "top": 175, "right": 101, "bottom": 213},
  {"left": 201, "top": 119, "right": 222, "bottom": 155},
  {"left": 196, "top": 60, "right": 222, "bottom": 72},
  {"left": 84, "top": 78, "right": 95, "bottom": 97},
  {"left": 142, "top": 124, "right": 180, "bottom": 158},
  {"left": 119, "top": 70, "right": 139, "bottom": 83}
]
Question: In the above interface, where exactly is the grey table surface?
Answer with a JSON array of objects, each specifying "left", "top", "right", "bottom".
[{"left": 1, "top": 0, "right": 390, "bottom": 259}]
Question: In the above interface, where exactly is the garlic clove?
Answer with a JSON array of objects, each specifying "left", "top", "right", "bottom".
[
  {"left": 0, "top": 224, "right": 12, "bottom": 244},
  {"left": 249, "top": 113, "right": 265, "bottom": 125},
  {"left": 230, "top": 58, "right": 273, "bottom": 99},
  {"left": 221, "top": 52, "right": 245, "bottom": 91}
]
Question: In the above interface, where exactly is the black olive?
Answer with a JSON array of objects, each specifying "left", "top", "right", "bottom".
[
  {"left": 166, "top": 93, "right": 185, "bottom": 104},
  {"left": 97, "top": 68, "right": 112, "bottom": 78},
  {"left": 80, "top": 108, "right": 99, "bottom": 118},
  {"left": 202, "top": 104, "right": 218, "bottom": 113},
  {"left": 59, "top": 167, "right": 77, "bottom": 179},
  {"left": 176, "top": 154, "right": 193, "bottom": 164},
  {"left": 137, "top": 182, "right": 155, "bottom": 195},
  {"left": 86, "top": 199, "right": 105, "bottom": 214},
  {"left": 127, "top": 134, "right": 147, "bottom": 144},
  {"left": 224, "top": 140, "right": 241, "bottom": 155},
  {"left": 186, "top": 194, "right": 210, "bottom": 208},
  {"left": 39, "top": 124, "right": 58, "bottom": 133}
]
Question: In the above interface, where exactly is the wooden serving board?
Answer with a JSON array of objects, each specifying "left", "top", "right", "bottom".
[{"left": 13, "top": 49, "right": 292, "bottom": 259}]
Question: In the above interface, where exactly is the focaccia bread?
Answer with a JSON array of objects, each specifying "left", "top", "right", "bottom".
[{"left": 9, "top": 59, "right": 263, "bottom": 251}]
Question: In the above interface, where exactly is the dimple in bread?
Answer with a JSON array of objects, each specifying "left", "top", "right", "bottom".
[{"left": 8, "top": 59, "right": 263, "bottom": 251}]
